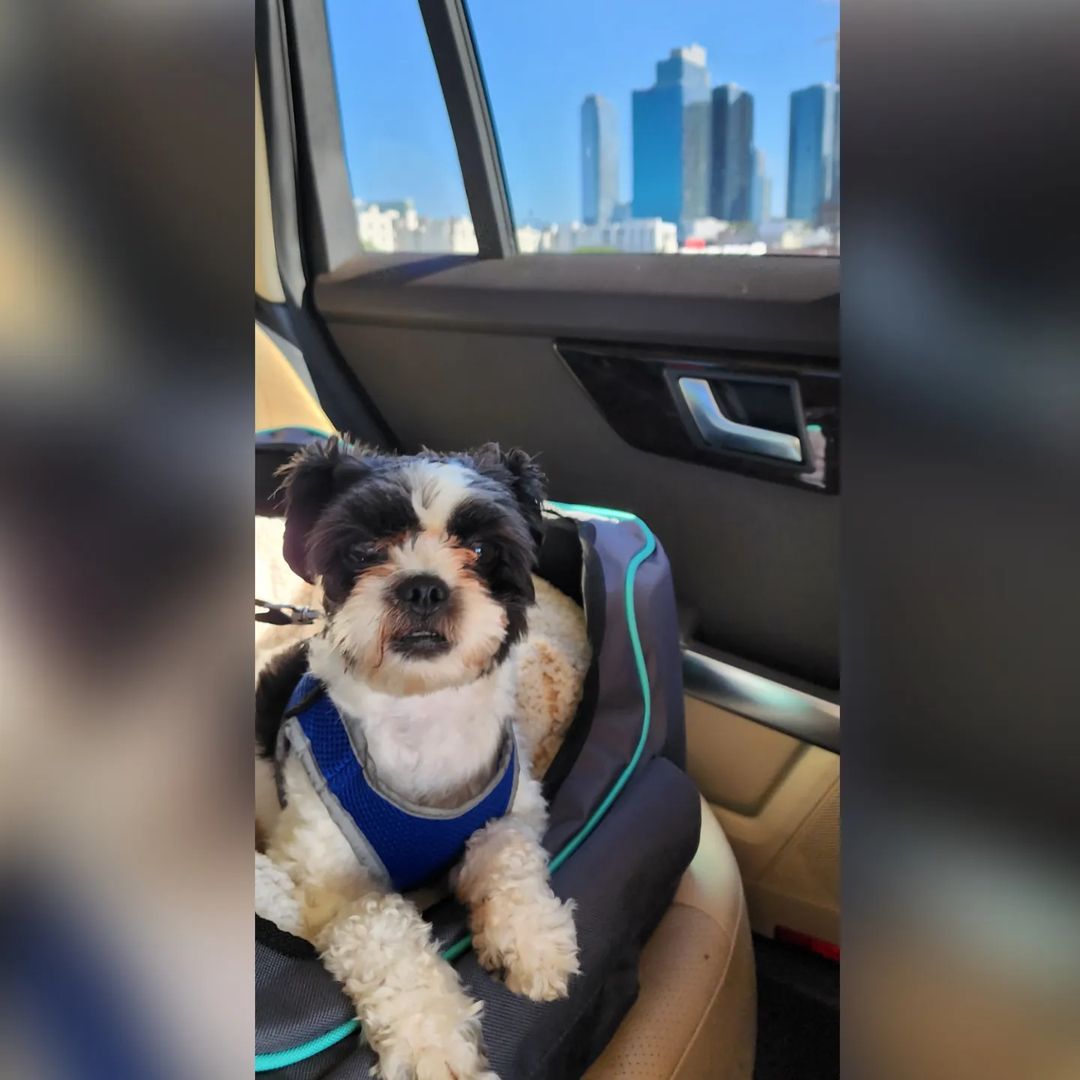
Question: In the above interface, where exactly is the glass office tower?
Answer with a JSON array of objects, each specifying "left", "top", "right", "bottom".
[
  {"left": 710, "top": 84, "right": 754, "bottom": 221},
  {"left": 581, "top": 94, "right": 619, "bottom": 226},
  {"left": 787, "top": 83, "right": 839, "bottom": 222},
  {"left": 632, "top": 45, "right": 710, "bottom": 225}
]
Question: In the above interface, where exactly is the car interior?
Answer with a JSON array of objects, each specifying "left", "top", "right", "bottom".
[{"left": 256, "top": 2, "right": 840, "bottom": 1077}]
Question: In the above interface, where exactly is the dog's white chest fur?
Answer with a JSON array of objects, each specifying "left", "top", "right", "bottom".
[{"left": 307, "top": 636, "right": 515, "bottom": 808}]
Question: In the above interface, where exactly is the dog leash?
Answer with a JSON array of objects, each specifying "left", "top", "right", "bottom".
[{"left": 255, "top": 598, "right": 323, "bottom": 626}]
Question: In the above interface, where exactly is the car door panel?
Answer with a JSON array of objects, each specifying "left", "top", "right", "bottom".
[
  {"left": 686, "top": 698, "right": 840, "bottom": 946},
  {"left": 315, "top": 254, "right": 839, "bottom": 690}
]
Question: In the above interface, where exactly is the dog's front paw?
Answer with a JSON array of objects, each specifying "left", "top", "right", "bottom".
[
  {"left": 410, "top": 1031, "right": 498, "bottom": 1080},
  {"left": 371, "top": 994, "right": 497, "bottom": 1080},
  {"left": 473, "top": 891, "right": 579, "bottom": 1002},
  {"left": 376, "top": 1030, "right": 496, "bottom": 1080}
]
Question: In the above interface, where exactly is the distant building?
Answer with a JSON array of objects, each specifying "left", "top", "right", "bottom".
[
  {"left": 759, "top": 218, "right": 835, "bottom": 253},
  {"left": 632, "top": 45, "right": 711, "bottom": 225},
  {"left": 683, "top": 217, "right": 734, "bottom": 244},
  {"left": 550, "top": 218, "right": 678, "bottom": 255},
  {"left": 516, "top": 224, "right": 555, "bottom": 253},
  {"left": 353, "top": 199, "right": 479, "bottom": 254},
  {"left": 833, "top": 89, "right": 840, "bottom": 200},
  {"left": 820, "top": 88, "right": 840, "bottom": 230},
  {"left": 616, "top": 218, "right": 679, "bottom": 254},
  {"left": 394, "top": 212, "right": 477, "bottom": 255},
  {"left": 411, "top": 216, "right": 477, "bottom": 255},
  {"left": 581, "top": 94, "right": 619, "bottom": 226},
  {"left": 683, "top": 101, "right": 712, "bottom": 221},
  {"left": 354, "top": 200, "right": 397, "bottom": 252},
  {"left": 749, "top": 149, "right": 772, "bottom": 225},
  {"left": 710, "top": 85, "right": 754, "bottom": 221},
  {"left": 787, "top": 83, "right": 839, "bottom": 223}
]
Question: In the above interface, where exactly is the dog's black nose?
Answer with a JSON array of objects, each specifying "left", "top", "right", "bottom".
[{"left": 394, "top": 574, "right": 450, "bottom": 615}]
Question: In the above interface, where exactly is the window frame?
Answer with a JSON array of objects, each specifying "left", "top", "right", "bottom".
[
  {"left": 417, "top": 0, "right": 516, "bottom": 258},
  {"left": 260, "top": 0, "right": 840, "bottom": 292},
  {"left": 255, "top": 0, "right": 399, "bottom": 447},
  {"left": 267, "top": 0, "right": 516, "bottom": 274}
]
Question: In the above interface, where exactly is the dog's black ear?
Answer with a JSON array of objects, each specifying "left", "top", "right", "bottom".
[
  {"left": 469, "top": 443, "right": 547, "bottom": 546},
  {"left": 276, "top": 437, "right": 372, "bottom": 582}
]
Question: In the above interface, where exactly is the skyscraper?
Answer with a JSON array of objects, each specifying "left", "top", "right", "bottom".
[
  {"left": 749, "top": 149, "right": 772, "bottom": 225},
  {"left": 581, "top": 94, "right": 618, "bottom": 226},
  {"left": 710, "top": 84, "right": 754, "bottom": 221},
  {"left": 632, "top": 45, "right": 710, "bottom": 225},
  {"left": 786, "top": 83, "right": 839, "bottom": 222},
  {"left": 683, "top": 101, "right": 711, "bottom": 220},
  {"left": 821, "top": 87, "right": 840, "bottom": 229}
]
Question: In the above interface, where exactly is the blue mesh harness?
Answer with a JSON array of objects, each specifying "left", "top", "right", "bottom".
[{"left": 276, "top": 673, "right": 519, "bottom": 892}]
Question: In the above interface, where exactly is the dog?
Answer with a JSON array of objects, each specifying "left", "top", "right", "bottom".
[{"left": 256, "top": 437, "right": 579, "bottom": 1080}]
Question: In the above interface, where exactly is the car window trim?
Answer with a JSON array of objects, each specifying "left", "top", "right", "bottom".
[
  {"left": 417, "top": 0, "right": 516, "bottom": 258},
  {"left": 256, "top": 0, "right": 398, "bottom": 446}
]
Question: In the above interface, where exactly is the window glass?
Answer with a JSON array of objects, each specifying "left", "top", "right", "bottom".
[
  {"left": 325, "top": 0, "right": 477, "bottom": 254},
  {"left": 468, "top": 0, "right": 839, "bottom": 255}
]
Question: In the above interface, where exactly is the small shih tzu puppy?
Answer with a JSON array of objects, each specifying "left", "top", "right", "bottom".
[{"left": 257, "top": 437, "right": 579, "bottom": 1080}]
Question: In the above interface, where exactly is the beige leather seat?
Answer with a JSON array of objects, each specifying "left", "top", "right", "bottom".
[
  {"left": 585, "top": 799, "right": 756, "bottom": 1080},
  {"left": 255, "top": 330, "right": 757, "bottom": 1080}
]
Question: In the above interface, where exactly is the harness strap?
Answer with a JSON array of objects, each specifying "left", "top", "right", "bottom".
[{"left": 278, "top": 674, "right": 518, "bottom": 893}]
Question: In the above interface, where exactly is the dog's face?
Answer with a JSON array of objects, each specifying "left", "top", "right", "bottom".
[{"left": 278, "top": 439, "right": 546, "bottom": 695}]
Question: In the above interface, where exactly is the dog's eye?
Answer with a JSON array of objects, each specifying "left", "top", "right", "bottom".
[
  {"left": 347, "top": 545, "right": 384, "bottom": 572},
  {"left": 470, "top": 540, "right": 494, "bottom": 565}
]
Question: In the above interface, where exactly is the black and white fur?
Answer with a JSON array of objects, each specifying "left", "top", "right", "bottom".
[{"left": 257, "top": 438, "right": 579, "bottom": 1080}]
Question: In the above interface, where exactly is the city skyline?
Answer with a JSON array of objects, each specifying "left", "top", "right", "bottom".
[
  {"left": 327, "top": 0, "right": 839, "bottom": 224},
  {"left": 581, "top": 44, "right": 838, "bottom": 231}
]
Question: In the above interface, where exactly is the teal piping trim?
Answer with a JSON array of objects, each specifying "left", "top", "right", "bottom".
[
  {"left": 544, "top": 502, "right": 655, "bottom": 873},
  {"left": 256, "top": 426, "right": 333, "bottom": 440},
  {"left": 255, "top": 503, "right": 654, "bottom": 1073},
  {"left": 254, "top": 1018, "right": 360, "bottom": 1072}
]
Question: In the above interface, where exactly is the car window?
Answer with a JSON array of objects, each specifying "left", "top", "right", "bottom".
[
  {"left": 326, "top": 0, "right": 839, "bottom": 258},
  {"left": 325, "top": 0, "right": 477, "bottom": 254},
  {"left": 469, "top": 0, "right": 839, "bottom": 255}
]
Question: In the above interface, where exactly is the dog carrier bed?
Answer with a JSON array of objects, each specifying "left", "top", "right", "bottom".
[{"left": 255, "top": 434, "right": 702, "bottom": 1079}]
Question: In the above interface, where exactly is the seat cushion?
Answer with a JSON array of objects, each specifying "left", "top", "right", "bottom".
[{"left": 584, "top": 799, "right": 756, "bottom": 1080}]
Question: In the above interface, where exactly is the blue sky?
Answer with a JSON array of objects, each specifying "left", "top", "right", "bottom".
[{"left": 326, "top": 0, "right": 838, "bottom": 224}]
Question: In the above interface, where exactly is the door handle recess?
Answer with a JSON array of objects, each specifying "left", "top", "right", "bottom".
[{"left": 678, "top": 377, "right": 803, "bottom": 463}]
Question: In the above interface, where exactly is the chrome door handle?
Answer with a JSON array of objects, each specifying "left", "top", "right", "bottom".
[{"left": 678, "top": 377, "right": 803, "bottom": 463}]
